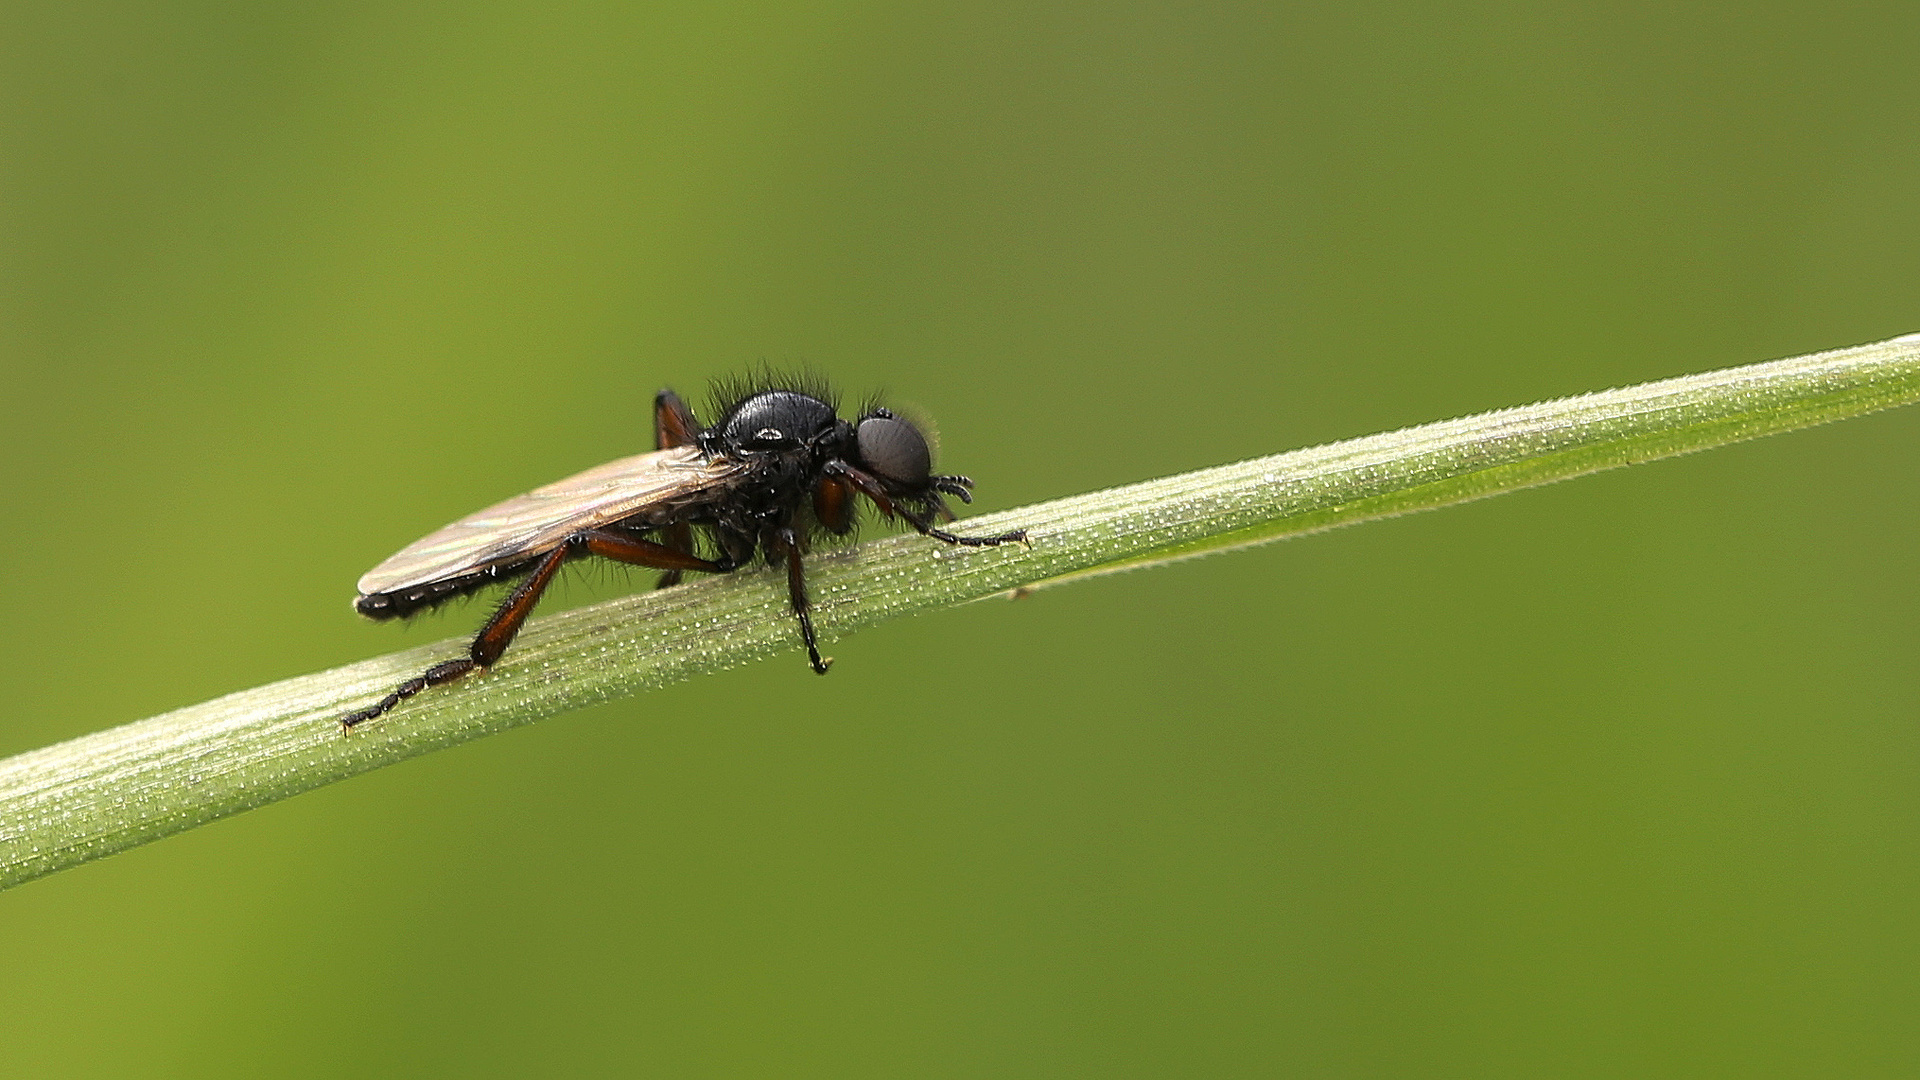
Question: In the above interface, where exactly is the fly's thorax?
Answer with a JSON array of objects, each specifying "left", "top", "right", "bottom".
[
  {"left": 695, "top": 389, "right": 855, "bottom": 539},
  {"left": 693, "top": 445, "right": 815, "bottom": 536},
  {"left": 705, "top": 390, "right": 839, "bottom": 455}
]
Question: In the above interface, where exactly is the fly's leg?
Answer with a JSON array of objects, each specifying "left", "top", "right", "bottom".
[
  {"left": 653, "top": 523, "right": 698, "bottom": 590},
  {"left": 342, "top": 530, "right": 732, "bottom": 731},
  {"left": 342, "top": 545, "right": 569, "bottom": 731},
  {"left": 652, "top": 388, "right": 701, "bottom": 448},
  {"left": 812, "top": 474, "right": 856, "bottom": 535},
  {"left": 576, "top": 528, "right": 733, "bottom": 574},
  {"left": 829, "top": 463, "right": 1029, "bottom": 548},
  {"left": 919, "top": 522, "right": 1028, "bottom": 547},
  {"left": 652, "top": 388, "right": 704, "bottom": 589},
  {"left": 775, "top": 527, "right": 831, "bottom": 674}
]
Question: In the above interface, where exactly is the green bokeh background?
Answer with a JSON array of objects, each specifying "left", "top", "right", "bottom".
[{"left": 6, "top": 2, "right": 1920, "bottom": 1075}]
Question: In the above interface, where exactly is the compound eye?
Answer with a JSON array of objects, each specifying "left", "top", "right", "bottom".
[{"left": 855, "top": 415, "right": 932, "bottom": 484}]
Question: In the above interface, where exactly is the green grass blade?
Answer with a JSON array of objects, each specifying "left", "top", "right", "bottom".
[{"left": 4, "top": 332, "right": 1919, "bottom": 891}]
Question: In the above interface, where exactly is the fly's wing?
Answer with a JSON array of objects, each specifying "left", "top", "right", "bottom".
[{"left": 356, "top": 446, "right": 741, "bottom": 596}]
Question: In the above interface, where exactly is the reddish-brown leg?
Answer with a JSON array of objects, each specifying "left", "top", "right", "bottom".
[
  {"left": 652, "top": 388, "right": 701, "bottom": 448},
  {"left": 831, "top": 464, "right": 1028, "bottom": 548},
  {"left": 813, "top": 474, "right": 856, "bottom": 535},
  {"left": 652, "top": 389, "right": 704, "bottom": 588},
  {"left": 342, "top": 529, "right": 732, "bottom": 730},
  {"left": 577, "top": 529, "right": 729, "bottom": 573},
  {"left": 653, "top": 523, "right": 698, "bottom": 590},
  {"left": 831, "top": 464, "right": 899, "bottom": 518},
  {"left": 342, "top": 545, "right": 570, "bottom": 730}
]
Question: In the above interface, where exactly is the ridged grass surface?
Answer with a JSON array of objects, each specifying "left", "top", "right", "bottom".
[{"left": 4, "top": 332, "right": 1918, "bottom": 891}]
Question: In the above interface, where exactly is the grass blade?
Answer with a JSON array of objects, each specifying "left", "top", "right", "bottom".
[{"left": 4, "top": 332, "right": 1918, "bottom": 891}]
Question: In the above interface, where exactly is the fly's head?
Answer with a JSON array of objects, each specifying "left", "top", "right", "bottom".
[{"left": 847, "top": 408, "right": 978, "bottom": 511}]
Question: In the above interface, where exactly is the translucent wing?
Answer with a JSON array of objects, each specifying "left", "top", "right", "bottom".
[{"left": 357, "top": 446, "right": 744, "bottom": 596}]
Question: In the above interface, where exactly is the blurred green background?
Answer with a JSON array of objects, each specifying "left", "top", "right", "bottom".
[{"left": 5, "top": 1, "right": 1920, "bottom": 1075}]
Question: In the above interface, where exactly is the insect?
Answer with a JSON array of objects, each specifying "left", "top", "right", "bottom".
[{"left": 342, "top": 376, "right": 1027, "bottom": 728}]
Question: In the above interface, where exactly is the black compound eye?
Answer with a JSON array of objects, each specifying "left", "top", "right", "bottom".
[{"left": 855, "top": 415, "right": 932, "bottom": 484}]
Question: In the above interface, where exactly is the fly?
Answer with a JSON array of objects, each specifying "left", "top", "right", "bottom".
[{"left": 342, "top": 377, "right": 1027, "bottom": 728}]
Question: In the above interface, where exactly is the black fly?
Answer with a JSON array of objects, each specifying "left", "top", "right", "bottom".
[{"left": 342, "top": 377, "right": 1027, "bottom": 729}]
